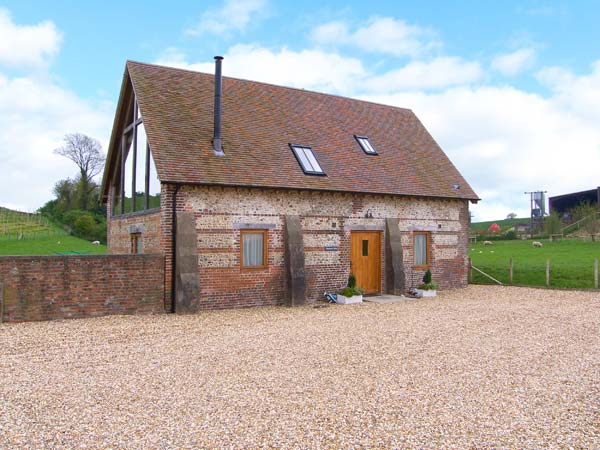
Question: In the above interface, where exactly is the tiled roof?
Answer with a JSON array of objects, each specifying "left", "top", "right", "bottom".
[{"left": 103, "top": 60, "right": 478, "bottom": 201}]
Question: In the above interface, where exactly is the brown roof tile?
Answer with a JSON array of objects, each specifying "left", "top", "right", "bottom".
[{"left": 103, "top": 60, "right": 478, "bottom": 201}]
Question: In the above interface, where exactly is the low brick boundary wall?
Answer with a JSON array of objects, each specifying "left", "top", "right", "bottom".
[{"left": 0, "top": 254, "right": 165, "bottom": 323}]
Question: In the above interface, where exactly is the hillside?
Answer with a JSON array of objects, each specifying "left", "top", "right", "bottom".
[
  {"left": 470, "top": 217, "right": 530, "bottom": 231},
  {"left": 0, "top": 206, "right": 106, "bottom": 255},
  {"left": 0, "top": 207, "right": 66, "bottom": 240}
]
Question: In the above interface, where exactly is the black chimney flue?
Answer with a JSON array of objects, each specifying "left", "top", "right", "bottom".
[{"left": 212, "top": 56, "right": 224, "bottom": 156}]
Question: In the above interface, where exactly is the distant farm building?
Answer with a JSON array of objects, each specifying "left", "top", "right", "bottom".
[{"left": 549, "top": 187, "right": 600, "bottom": 216}]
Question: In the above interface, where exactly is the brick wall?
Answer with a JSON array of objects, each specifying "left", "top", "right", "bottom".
[
  {"left": 0, "top": 254, "right": 165, "bottom": 323},
  {"left": 178, "top": 185, "right": 469, "bottom": 308},
  {"left": 107, "top": 203, "right": 162, "bottom": 255},
  {"left": 105, "top": 184, "right": 471, "bottom": 311}
]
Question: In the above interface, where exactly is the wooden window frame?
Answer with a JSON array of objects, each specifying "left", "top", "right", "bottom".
[
  {"left": 413, "top": 231, "right": 431, "bottom": 269},
  {"left": 240, "top": 229, "right": 268, "bottom": 270},
  {"left": 131, "top": 232, "right": 142, "bottom": 254}
]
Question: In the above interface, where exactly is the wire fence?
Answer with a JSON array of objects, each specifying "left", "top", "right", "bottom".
[
  {"left": 470, "top": 258, "right": 599, "bottom": 290},
  {"left": 0, "top": 208, "right": 66, "bottom": 241}
]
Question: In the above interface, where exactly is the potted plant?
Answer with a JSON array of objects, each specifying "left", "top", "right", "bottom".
[
  {"left": 336, "top": 273, "right": 364, "bottom": 304},
  {"left": 415, "top": 270, "right": 439, "bottom": 298}
]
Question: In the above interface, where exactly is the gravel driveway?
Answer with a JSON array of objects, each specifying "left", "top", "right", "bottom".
[{"left": 0, "top": 285, "right": 599, "bottom": 448}]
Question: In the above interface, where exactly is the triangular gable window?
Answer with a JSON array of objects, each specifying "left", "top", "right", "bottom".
[{"left": 112, "top": 91, "right": 161, "bottom": 215}]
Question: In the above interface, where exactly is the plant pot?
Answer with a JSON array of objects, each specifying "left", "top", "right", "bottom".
[
  {"left": 336, "top": 294, "right": 363, "bottom": 304},
  {"left": 415, "top": 289, "right": 437, "bottom": 298}
]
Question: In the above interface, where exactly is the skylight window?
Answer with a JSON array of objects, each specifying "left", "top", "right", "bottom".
[
  {"left": 355, "top": 135, "right": 378, "bottom": 155},
  {"left": 290, "top": 144, "right": 325, "bottom": 175}
]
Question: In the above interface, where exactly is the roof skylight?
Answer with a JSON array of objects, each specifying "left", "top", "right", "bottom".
[
  {"left": 290, "top": 144, "right": 325, "bottom": 175},
  {"left": 355, "top": 135, "right": 378, "bottom": 155}
]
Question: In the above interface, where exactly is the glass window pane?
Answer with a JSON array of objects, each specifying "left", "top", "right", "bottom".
[
  {"left": 243, "top": 232, "right": 264, "bottom": 266},
  {"left": 148, "top": 149, "right": 161, "bottom": 208},
  {"left": 293, "top": 146, "right": 312, "bottom": 171},
  {"left": 414, "top": 234, "right": 427, "bottom": 265},
  {"left": 135, "top": 122, "right": 147, "bottom": 210},
  {"left": 123, "top": 133, "right": 133, "bottom": 212},
  {"left": 362, "top": 239, "right": 368, "bottom": 256},
  {"left": 359, "top": 137, "right": 376, "bottom": 154},
  {"left": 303, "top": 148, "right": 323, "bottom": 172}
]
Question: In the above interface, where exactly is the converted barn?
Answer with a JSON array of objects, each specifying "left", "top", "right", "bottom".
[{"left": 100, "top": 57, "right": 479, "bottom": 312}]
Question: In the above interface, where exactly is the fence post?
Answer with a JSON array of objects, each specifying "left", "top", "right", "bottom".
[
  {"left": 595, "top": 259, "right": 598, "bottom": 289},
  {"left": 467, "top": 257, "right": 471, "bottom": 283},
  {"left": 509, "top": 257, "right": 513, "bottom": 285},
  {"left": 546, "top": 258, "right": 550, "bottom": 287}
]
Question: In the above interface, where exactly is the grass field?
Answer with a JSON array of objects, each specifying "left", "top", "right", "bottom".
[
  {"left": 469, "top": 238, "right": 600, "bottom": 288},
  {"left": 0, "top": 235, "right": 107, "bottom": 256}
]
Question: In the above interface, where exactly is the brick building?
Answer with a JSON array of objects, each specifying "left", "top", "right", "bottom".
[{"left": 100, "top": 58, "right": 479, "bottom": 312}]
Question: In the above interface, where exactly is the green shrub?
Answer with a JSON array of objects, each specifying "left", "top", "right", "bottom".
[
  {"left": 74, "top": 213, "right": 95, "bottom": 237},
  {"left": 347, "top": 273, "right": 357, "bottom": 288},
  {"left": 419, "top": 269, "right": 439, "bottom": 290},
  {"left": 339, "top": 286, "right": 364, "bottom": 297},
  {"left": 339, "top": 273, "right": 363, "bottom": 296},
  {"left": 422, "top": 270, "right": 432, "bottom": 284}
]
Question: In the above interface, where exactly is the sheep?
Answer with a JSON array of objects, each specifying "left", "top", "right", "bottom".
[
  {"left": 483, "top": 241, "right": 493, "bottom": 246},
  {"left": 532, "top": 241, "right": 543, "bottom": 248},
  {"left": 91, "top": 240, "right": 100, "bottom": 246}
]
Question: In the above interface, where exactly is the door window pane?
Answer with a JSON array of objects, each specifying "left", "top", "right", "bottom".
[
  {"left": 242, "top": 232, "right": 265, "bottom": 267},
  {"left": 362, "top": 239, "right": 368, "bottom": 256}
]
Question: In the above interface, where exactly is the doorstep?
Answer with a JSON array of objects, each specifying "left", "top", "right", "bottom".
[{"left": 363, "top": 294, "right": 415, "bottom": 304}]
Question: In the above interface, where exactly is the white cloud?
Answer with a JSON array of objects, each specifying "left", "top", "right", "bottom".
[
  {"left": 491, "top": 48, "right": 536, "bottom": 76},
  {"left": 186, "top": 0, "right": 268, "bottom": 36},
  {"left": 364, "top": 72, "right": 600, "bottom": 221},
  {"left": 365, "top": 57, "right": 483, "bottom": 92},
  {"left": 0, "top": 10, "right": 112, "bottom": 212},
  {"left": 156, "top": 44, "right": 366, "bottom": 93},
  {"left": 0, "top": 75, "right": 113, "bottom": 211},
  {"left": 0, "top": 8, "right": 62, "bottom": 68},
  {"left": 311, "top": 17, "right": 439, "bottom": 57}
]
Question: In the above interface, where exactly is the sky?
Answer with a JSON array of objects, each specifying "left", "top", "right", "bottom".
[{"left": 1, "top": 0, "right": 599, "bottom": 221}]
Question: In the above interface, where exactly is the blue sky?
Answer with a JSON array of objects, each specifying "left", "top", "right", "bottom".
[{"left": 1, "top": 0, "right": 599, "bottom": 220}]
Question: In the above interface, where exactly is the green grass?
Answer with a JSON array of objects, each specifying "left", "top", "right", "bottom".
[
  {"left": 0, "top": 235, "right": 107, "bottom": 256},
  {"left": 470, "top": 217, "right": 529, "bottom": 231},
  {"left": 469, "top": 239, "right": 600, "bottom": 289}
]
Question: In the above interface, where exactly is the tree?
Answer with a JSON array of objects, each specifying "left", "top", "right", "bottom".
[
  {"left": 506, "top": 212, "right": 517, "bottom": 219},
  {"left": 54, "top": 133, "right": 104, "bottom": 210},
  {"left": 571, "top": 201, "right": 600, "bottom": 241},
  {"left": 544, "top": 211, "right": 562, "bottom": 236}
]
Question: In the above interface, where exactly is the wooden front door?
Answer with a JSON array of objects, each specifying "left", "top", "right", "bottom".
[{"left": 350, "top": 231, "right": 382, "bottom": 294}]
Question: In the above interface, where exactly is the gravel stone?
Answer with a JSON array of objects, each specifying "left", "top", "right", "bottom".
[{"left": 0, "top": 285, "right": 599, "bottom": 448}]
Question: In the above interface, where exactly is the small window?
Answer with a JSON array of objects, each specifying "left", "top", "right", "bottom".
[
  {"left": 414, "top": 232, "right": 430, "bottom": 268},
  {"left": 354, "top": 135, "right": 378, "bottom": 155},
  {"left": 240, "top": 230, "right": 268, "bottom": 268},
  {"left": 362, "top": 239, "right": 369, "bottom": 256},
  {"left": 131, "top": 233, "right": 142, "bottom": 254},
  {"left": 290, "top": 144, "right": 325, "bottom": 175}
]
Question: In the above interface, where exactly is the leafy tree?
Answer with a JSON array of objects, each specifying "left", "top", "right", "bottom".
[
  {"left": 544, "top": 211, "right": 562, "bottom": 236},
  {"left": 54, "top": 133, "right": 104, "bottom": 210},
  {"left": 570, "top": 201, "right": 599, "bottom": 241},
  {"left": 506, "top": 212, "right": 517, "bottom": 219}
]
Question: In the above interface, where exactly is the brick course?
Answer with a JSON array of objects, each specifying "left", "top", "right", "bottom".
[{"left": 0, "top": 254, "right": 165, "bottom": 323}]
